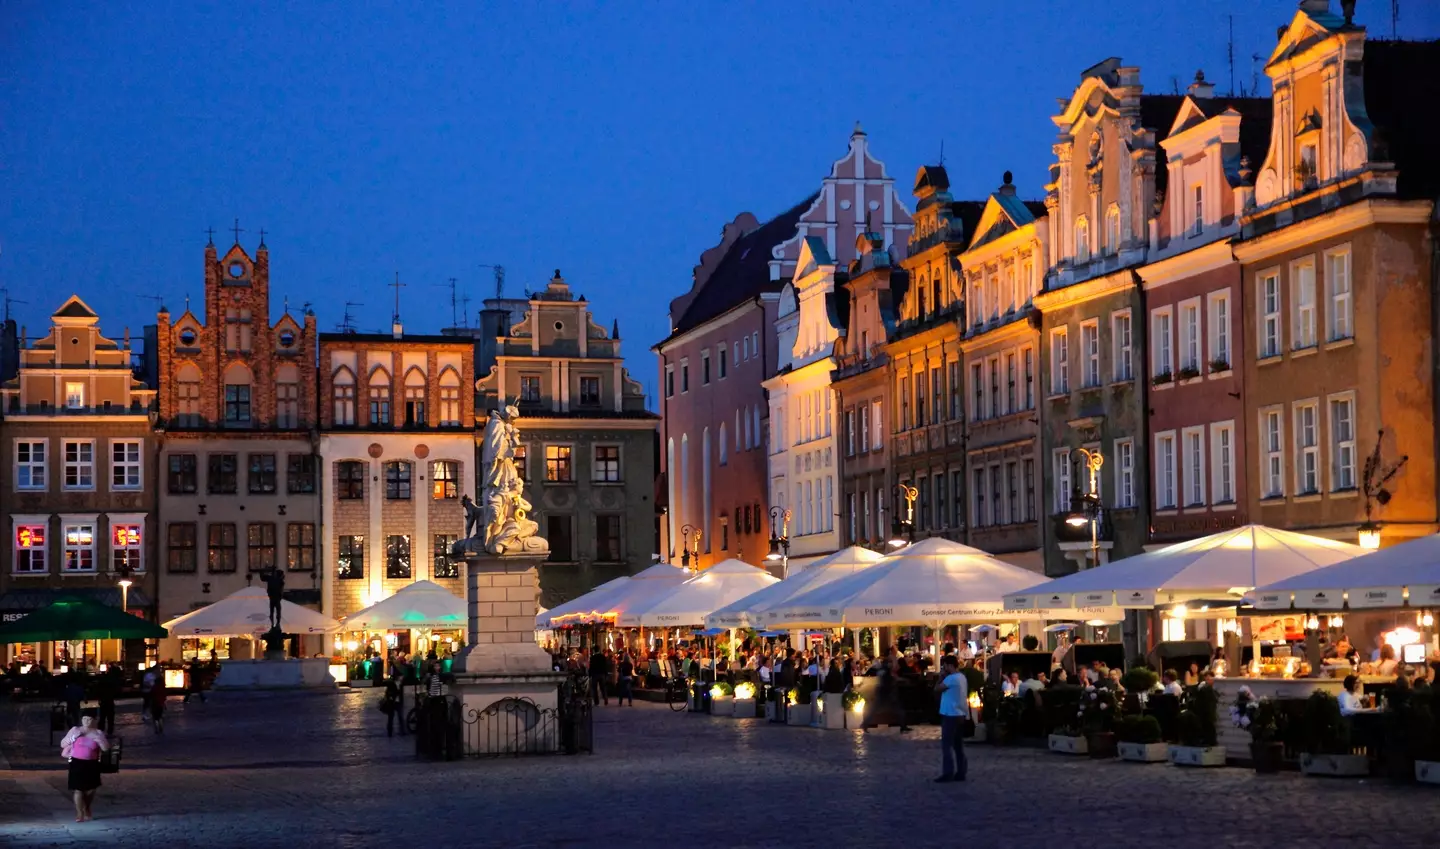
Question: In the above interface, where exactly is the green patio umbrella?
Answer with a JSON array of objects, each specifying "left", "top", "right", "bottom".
[{"left": 0, "top": 596, "right": 167, "bottom": 644}]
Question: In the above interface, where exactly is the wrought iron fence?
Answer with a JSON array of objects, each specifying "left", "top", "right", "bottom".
[{"left": 420, "top": 675, "right": 592, "bottom": 760}]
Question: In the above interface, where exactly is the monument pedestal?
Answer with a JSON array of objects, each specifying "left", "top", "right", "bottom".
[{"left": 449, "top": 547, "right": 566, "bottom": 755}]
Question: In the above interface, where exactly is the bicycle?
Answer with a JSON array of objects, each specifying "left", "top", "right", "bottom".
[{"left": 666, "top": 677, "right": 690, "bottom": 712}]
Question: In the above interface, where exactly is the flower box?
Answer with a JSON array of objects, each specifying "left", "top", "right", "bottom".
[
  {"left": 786, "top": 701, "right": 812, "bottom": 726},
  {"left": 1048, "top": 734, "right": 1088, "bottom": 755},
  {"left": 1415, "top": 760, "right": 1440, "bottom": 785},
  {"left": 732, "top": 697, "right": 756, "bottom": 718},
  {"left": 1169, "top": 745, "right": 1226, "bottom": 767},
  {"left": 1117, "top": 741, "right": 1169, "bottom": 763},
  {"left": 709, "top": 695, "right": 734, "bottom": 717},
  {"left": 821, "top": 694, "right": 846, "bottom": 730},
  {"left": 1300, "top": 753, "right": 1368, "bottom": 777}
]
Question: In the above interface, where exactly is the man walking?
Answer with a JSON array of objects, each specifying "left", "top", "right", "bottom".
[
  {"left": 588, "top": 647, "right": 609, "bottom": 706},
  {"left": 933, "top": 655, "right": 969, "bottom": 783}
]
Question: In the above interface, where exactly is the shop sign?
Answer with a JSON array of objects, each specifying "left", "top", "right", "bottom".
[
  {"left": 2, "top": 611, "right": 26, "bottom": 623},
  {"left": 1003, "top": 595, "right": 1036, "bottom": 611},
  {"left": 1251, "top": 591, "right": 1291, "bottom": 610},
  {"left": 1413, "top": 585, "right": 1440, "bottom": 606},
  {"left": 1075, "top": 591, "right": 1112, "bottom": 607},
  {"left": 1347, "top": 587, "right": 1405, "bottom": 609},
  {"left": 1117, "top": 589, "right": 1156, "bottom": 607},
  {"left": 1294, "top": 589, "right": 1345, "bottom": 610}
]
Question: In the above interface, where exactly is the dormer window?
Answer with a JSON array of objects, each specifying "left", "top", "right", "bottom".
[
  {"left": 1296, "top": 143, "right": 1318, "bottom": 192},
  {"left": 1075, "top": 216, "right": 1091, "bottom": 264},
  {"left": 1191, "top": 185, "right": 1204, "bottom": 236},
  {"left": 1104, "top": 206, "right": 1121, "bottom": 255}
]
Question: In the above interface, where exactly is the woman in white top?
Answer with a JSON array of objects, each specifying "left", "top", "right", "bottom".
[{"left": 1337, "top": 675, "right": 1371, "bottom": 716}]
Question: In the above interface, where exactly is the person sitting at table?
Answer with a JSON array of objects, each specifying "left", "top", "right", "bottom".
[
  {"left": 1001, "top": 672, "right": 1020, "bottom": 697},
  {"left": 1161, "top": 670, "right": 1183, "bottom": 696},
  {"left": 1183, "top": 663, "right": 1200, "bottom": 687},
  {"left": 823, "top": 660, "right": 846, "bottom": 694},
  {"left": 1338, "top": 675, "right": 1370, "bottom": 716},
  {"left": 1375, "top": 644, "right": 1400, "bottom": 676},
  {"left": 1050, "top": 667, "right": 1068, "bottom": 685}
]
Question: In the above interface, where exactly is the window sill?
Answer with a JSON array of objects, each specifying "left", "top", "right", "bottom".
[
  {"left": 1181, "top": 503, "right": 1208, "bottom": 512},
  {"left": 1211, "top": 502, "right": 1237, "bottom": 512},
  {"left": 1046, "top": 393, "right": 1069, "bottom": 402},
  {"left": 1154, "top": 509, "right": 1178, "bottom": 517},
  {"left": 61, "top": 487, "right": 97, "bottom": 493},
  {"left": 1257, "top": 355, "right": 1283, "bottom": 367},
  {"left": 1292, "top": 493, "right": 1323, "bottom": 503},
  {"left": 10, "top": 572, "right": 50, "bottom": 578},
  {"left": 1109, "top": 378, "right": 1135, "bottom": 389},
  {"left": 543, "top": 480, "right": 577, "bottom": 486},
  {"left": 1325, "top": 337, "right": 1355, "bottom": 351},
  {"left": 1179, "top": 377, "right": 1205, "bottom": 387},
  {"left": 1079, "top": 383, "right": 1104, "bottom": 393},
  {"left": 61, "top": 571, "right": 99, "bottom": 577},
  {"left": 1329, "top": 488, "right": 1359, "bottom": 500},
  {"left": 1151, "top": 382, "right": 1173, "bottom": 391},
  {"left": 591, "top": 480, "right": 625, "bottom": 487},
  {"left": 1259, "top": 496, "right": 1286, "bottom": 506},
  {"left": 1207, "top": 369, "right": 1234, "bottom": 380},
  {"left": 1290, "top": 346, "right": 1319, "bottom": 360}
]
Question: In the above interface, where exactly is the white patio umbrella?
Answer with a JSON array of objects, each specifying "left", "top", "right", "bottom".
[
  {"left": 704, "top": 546, "right": 884, "bottom": 630},
  {"left": 341, "top": 580, "right": 466, "bottom": 631},
  {"left": 1252, "top": 533, "right": 1440, "bottom": 611},
  {"left": 619, "top": 559, "right": 780, "bottom": 628},
  {"left": 1004, "top": 524, "right": 1363, "bottom": 612},
  {"left": 768, "top": 538, "right": 1119, "bottom": 627},
  {"left": 162, "top": 586, "right": 340, "bottom": 636},
  {"left": 549, "top": 562, "right": 690, "bottom": 627},
  {"left": 534, "top": 576, "right": 631, "bottom": 629}
]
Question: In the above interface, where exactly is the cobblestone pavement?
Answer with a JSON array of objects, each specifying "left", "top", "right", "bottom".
[{"left": 2, "top": 690, "right": 1438, "bottom": 848}]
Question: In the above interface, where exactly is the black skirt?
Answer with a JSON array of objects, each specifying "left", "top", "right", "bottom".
[{"left": 68, "top": 758, "right": 102, "bottom": 792}]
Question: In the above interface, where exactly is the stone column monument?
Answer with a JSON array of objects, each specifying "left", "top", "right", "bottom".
[{"left": 449, "top": 404, "right": 566, "bottom": 753}]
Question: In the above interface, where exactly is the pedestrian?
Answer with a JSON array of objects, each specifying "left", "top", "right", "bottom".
[
  {"left": 588, "top": 647, "right": 609, "bottom": 706},
  {"left": 617, "top": 653, "right": 635, "bottom": 706},
  {"left": 60, "top": 709, "right": 110, "bottom": 822},
  {"left": 139, "top": 665, "right": 156, "bottom": 727},
  {"left": 148, "top": 667, "right": 167, "bottom": 734},
  {"left": 383, "top": 669, "right": 407, "bottom": 737},
  {"left": 62, "top": 671, "right": 86, "bottom": 728},
  {"left": 933, "top": 655, "right": 969, "bottom": 783},
  {"left": 183, "top": 657, "right": 207, "bottom": 704}
]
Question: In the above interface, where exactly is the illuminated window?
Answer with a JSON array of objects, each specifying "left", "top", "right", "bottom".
[
  {"left": 433, "top": 534, "right": 459, "bottom": 578},
  {"left": 545, "top": 445, "right": 573, "bottom": 482},
  {"left": 62, "top": 523, "right": 96, "bottom": 573},
  {"left": 337, "top": 535, "right": 364, "bottom": 580},
  {"left": 593, "top": 446, "right": 620, "bottom": 483},
  {"left": 247, "top": 523, "right": 276, "bottom": 572},
  {"left": 14, "top": 524, "right": 47, "bottom": 574},
  {"left": 286, "top": 523, "right": 315, "bottom": 572},
  {"left": 514, "top": 443, "right": 528, "bottom": 482},
  {"left": 112, "top": 523, "right": 143, "bottom": 573},
  {"left": 431, "top": 460, "right": 458, "bottom": 499},
  {"left": 207, "top": 523, "right": 237, "bottom": 573},
  {"left": 65, "top": 382, "right": 85, "bottom": 410},
  {"left": 386, "top": 534, "right": 412, "bottom": 579}
]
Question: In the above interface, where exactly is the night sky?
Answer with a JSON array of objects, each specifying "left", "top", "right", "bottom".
[{"left": 2, "top": 1, "right": 1436, "bottom": 402}]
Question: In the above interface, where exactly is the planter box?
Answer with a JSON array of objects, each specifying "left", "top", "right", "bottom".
[
  {"left": 733, "top": 697, "right": 755, "bottom": 718},
  {"left": 1169, "top": 745, "right": 1226, "bottom": 767},
  {"left": 710, "top": 695, "right": 734, "bottom": 717},
  {"left": 1117, "top": 741, "right": 1169, "bottom": 763},
  {"left": 968, "top": 722, "right": 988, "bottom": 743},
  {"left": 1048, "top": 734, "right": 1088, "bottom": 755},
  {"left": 1300, "top": 753, "right": 1368, "bottom": 777},
  {"left": 765, "top": 701, "right": 778, "bottom": 722},
  {"left": 786, "top": 702, "right": 812, "bottom": 726},
  {"left": 1415, "top": 760, "right": 1440, "bottom": 785},
  {"left": 820, "top": 694, "right": 846, "bottom": 730}
]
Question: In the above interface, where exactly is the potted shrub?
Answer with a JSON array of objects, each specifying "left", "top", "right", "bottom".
[
  {"left": 841, "top": 689, "right": 866, "bottom": 730},
  {"left": 1231, "top": 685, "right": 1284, "bottom": 773},
  {"left": 1049, "top": 687, "right": 1091, "bottom": 755},
  {"left": 1121, "top": 667, "right": 1159, "bottom": 704},
  {"left": 732, "top": 681, "right": 758, "bottom": 719},
  {"left": 1152, "top": 371, "right": 1173, "bottom": 386},
  {"left": 1298, "top": 690, "right": 1367, "bottom": 776},
  {"left": 709, "top": 681, "right": 735, "bottom": 717},
  {"left": 1209, "top": 357, "right": 1230, "bottom": 374},
  {"left": 1081, "top": 684, "right": 1120, "bottom": 759},
  {"left": 1116, "top": 714, "right": 1167, "bottom": 762},
  {"left": 1177, "top": 365, "right": 1202, "bottom": 382},
  {"left": 1170, "top": 685, "right": 1225, "bottom": 767},
  {"left": 785, "top": 687, "right": 812, "bottom": 726}
]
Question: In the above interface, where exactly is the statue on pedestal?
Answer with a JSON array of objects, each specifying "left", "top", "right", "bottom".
[
  {"left": 456, "top": 403, "right": 547, "bottom": 557},
  {"left": 261, "top": 567, "right": 285, "bottom": 630}
]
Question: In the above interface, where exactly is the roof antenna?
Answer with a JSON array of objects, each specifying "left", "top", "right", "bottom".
[
  {"left": 939, "top": 139, "right": 945, "bottom": 167},
  {"left": 1227, "top": 15, "right": 1235, "bottom": 96},
  {"left": 338, "top": 302, "right": 363, "bottom": 333},
  {"left": 458, "top": 293, "right": 471, "bottom": 328},
  {"left": 435, "top": 277, "right": 460, "bottom": 327},
  {"left": 389, "top": 272, "right": 406, "bottom": 325},
  {"left": 0, "top": 288, "right": 26, "bottom": 323},
  {"left": 478, "top": 264, "right": 505, "bottom": 299}
]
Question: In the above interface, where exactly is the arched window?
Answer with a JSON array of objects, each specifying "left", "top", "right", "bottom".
[
  {"left": 702, "top": 428, "right": 712, "bottom": 553},
  {"left": 276, "top": 363, "right": 300, "bottom": 429},
  {"left": 916, "top": 282, "right": 926, "bottom": 320},
  {"left": 932, "top": 278, "right": 942, "bottom": 314},
  {"left": 369, "top": 367, "right": 391, "bottom": 426},
  {"left": 333, "top": 367, "right": 356, "bottom": 426},
  {"left": 1075, "top": 216, "right": 1091, "bottom": 264},
  {"left": 177, "top": 363, "right": 201, "bottom": 427},
  {"left": 718, "top": 423, "right": 728, "bottom": 466},
  {"left": 223, "top": 362, "right": 252, "bottom": 427},
  {"left": 403, "top": 367, "right": 426, "bottom": 427},
  {"left": 1104, "top": 204, "right": 1121, "bottom": 256},
  {"left": 437, "top": 368, "right": 461, "bottom": 426}
]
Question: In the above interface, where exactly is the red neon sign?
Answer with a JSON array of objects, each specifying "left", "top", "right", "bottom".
[
  {"left": 17, "top": 526, "right": 44, "bottom": 548},
  {"left": 113, "top": 525, "right": 140, "bottom": 547}
]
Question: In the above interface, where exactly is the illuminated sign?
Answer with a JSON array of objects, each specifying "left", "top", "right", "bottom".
[
  {"left": 113, "top": 525, "right": 140, "bottom": 547},
  {"left": 16, "top": 526, "right": 44, "bottom": 548},
  {"left": 65, "top": 528, "right": 94, "bottom": 546}
]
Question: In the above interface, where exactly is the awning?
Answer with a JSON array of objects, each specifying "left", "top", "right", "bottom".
[{"left": 0, "top": 586, "right": 154, "bottom": 615}]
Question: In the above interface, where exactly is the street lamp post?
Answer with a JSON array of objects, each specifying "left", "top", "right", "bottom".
[
  {"left": 1063, "top": 448, "right": 1105, "bottom": 569},
  {"left": 115, "top": 562, "right": 134, "bottom": 665},
  {"left": 888, "top": 484, "right": 918, "bottom": 549},
  {"left": 765, "top": 508, "right": 791, "bottom": 579},
  {"left": 679, "top": 524, "right": 702, "bottom": 571}
]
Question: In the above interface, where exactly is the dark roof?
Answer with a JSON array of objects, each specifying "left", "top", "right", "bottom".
[
  {"left": 1140, "top": 94, "right": 1187, "bottom": 198},
  {"left": 1024, "top": 200, "right": 1048, "bottom": 219},
  {"left": 53, "top": 297, "right": 98, "bottom": 319},
  {"left": 949, "top": 201, "right": 987, "bottom": 244},
  {"left": 670, "top": 193, "right": 819, "bottom": 335},
  {"left": 318, "top": 332, "right": 469, "bottom": 345},
  {"left": 1364, "top": 39, "right": 1440, "bottom": 200},
  {"left": 519, "top": 409, "right": 660, "bottom": 421},
  {"left": 915, "top": 165, "right": 950, "bottom": 193}
]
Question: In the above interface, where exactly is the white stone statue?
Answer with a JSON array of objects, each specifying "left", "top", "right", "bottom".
[{"left": 466, "top": 403, "right": 545, "bottom": 556}]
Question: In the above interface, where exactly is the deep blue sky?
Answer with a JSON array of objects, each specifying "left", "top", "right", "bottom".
[{"left": 2, "top": 2, "right": 1436, "bottom": 403}]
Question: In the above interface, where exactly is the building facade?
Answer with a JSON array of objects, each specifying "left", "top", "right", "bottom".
[
  {"left": 151, "top": 240, "right": 322, "bottom": 658},
  {"left": 477, "top": 271, "right": 657, "bottom": 607},
  {"left": 1, "top": 296, "right": 157, "bottom": 668},
  {"left": 1035, "top": 59, "right": 1178, "bottom": 576},
  {"left": 958, "top": 173, "right": 1049, "bottom": 568},
  {"left": 317, "top": 323, "right": 475, "bottom": 633},
  {"left": 1236, "top": 9, "right": 1438, "bottom": 547},
  {"left": 1137, "top": 88, "right": 1269, "bottom": 546}
]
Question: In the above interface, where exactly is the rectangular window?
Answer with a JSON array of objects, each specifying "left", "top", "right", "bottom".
[
  {"left": 845, "top": 410, "right": 856, "bottom": 456},
  {"left": 1212, "top": 422, "right": 1235, "bottom": 504},
  {"left": 546, "top": 516, "right": 574, "bottom": 562},
  {"left": 1050, "top": 328, "right": 1069, "bottom": 395},
  {"left": 107, "top": 441, "right": 142, "bottom": 490},
  {"left": 595, "top": 515, "right": 623, "bottom": 562},
  {"left": 681, "top": 360, "right": 690, "bottom": 393},
  {"left": 1023, "top": 459, "right": 1036, "bottom": 521},
  {"left": 1208, "top": 291, "right": 1231, "bottom": 369},
  {"left": 166, "top": 523, "right": 197, "bottom": 573},
  {"left": 277, "top": 382, "right": 299, "bottom": 429},
  {"left": 61, "top": 523, "right": 96, "bottom": 573},
  {"left": 950, "top": 361, "right": 962, "bottom": 420},
  {"left": 1080, "top": 319, "right": 1100, "bottom": 388},
  {"left": 520, "top": 375, "right": 542, "bottom": 403},
  {"left": 930, "top": 368, "right": 942, "bottom": 424},
  {"left": 432, "top": 534, "right": 459, "bottom": 578},
  {"left": 65, "top": 381, "right": 85, "bottom": 409},
  {"left": 224, "top": 384, "right": 251, "bottom": 425},
  {"left": 385, "top": 534, "right": 412, "bottom": 579},
  {"left": 207, "top": 523, "right": 237, "bottom": 573},
  {"left": 1053, "top": 448, "right": 1071, "bottom": 513},
  {"left": 858, "top": 405, "right": 869, "bottom": 453},
  {"left": 112, "top": 523, "right": 143, "bottom": 574},
  {"left": 286, "top": 523, "right": 315, "bottom": 572},
  {"left": 1295, "top": 401, "right": 1319, "bottom": 495},
  {"left": 384, "top": 461, "right": 412, "bottom": 500},
  {"left": 935, "top": 475, "right": 946, "bottom": 530},
  {"left": 368, "top": 386, "right": 391, "bottom": 426},
  {"left": 987, "top": 358, "right": 1000, "bottom": 418},
  {"left": 545, "top": 445, "right": 573, "bottom": 482},
  {"left": 1155, "top": 433, "right": 1176, "bottom": 510},
  {"left": 247, "top": 522, "right": 276, "bottom": 572},
  {"left": 515, "top": 443, "right": 528, "bottom": 482},
  {"left": 287, "top": 454, "right": 317, "bottom": 494},
  {"left": 1114, "top": 438, "right": 1135, "bottom": 509},
  {"left": 701, "top": 351, "right": 711, "bottom": 386},
  {"left": 717, "top": 345, "right": 727, "bottom": 379},
  {"left": 248, "top": 453, "right": 277, "bottom": 494},
  {"left": 439, "top": 385, "right": 461, "bottom": 426},
  {"left": 1293, "top": 260, "right": 1317, "bottom": 349},
  {"left": 16, "top": 440, "right": 46, "bottom": 491},
  {"left": 1112, "top": 311, "right": 1133, "bottom": 382},
  {"left": 1005, "top": 352, "right": 1018, "bottom": 414},
  {"left": 664, "top": 366, "right": 674, "bottom": 398},
  {"left": 15, "top": 524, "right": 47, "bottom": 573},
  {"left": 168, "top": 454, "right": 197, "bottom": 494},
  {"left": 431, "top": 460, "right": 459, "bottom": 499},
  {"left": 1151, "top": 308, "right": 1173, "bottom": 378},
  {"left": 1023, "top": 346, "right": 1035, "bottom": 409},
  {"left": 333, "top": 384, "right": 355, "bottom": 426},
  {"left": 899, "top": 376, "right": 910, "bottom": 430},
  {"left": 1260, "top": 272, "right": 1281, "bottom": 358},
  {"left": 917, "top": 476, "right": 929, "bottom": 530},
  {"left": 1183, "top": 427, "right": 1206, "bottom": 507},
  {"left": 990, "top": 465, "right": 1003, "bottom": 526},
  {"left": 593, "top": 446, "right": 620, "bottom": 482},
  {"left": 1191, "top": 184, "right": 1204, "bottom": 235},
  {"left": 208, "top": 454, "right": 238, "bottom": 494},
  {"left": 970, "top": 362, "right": 984, "bottom": 421},
  {"left": 1262, "top": 408, "right": 1285, "bottom": 498},
  {"left": 579, "top": 376, "right": 601, "bottom": 406},
  {"left": 915, "top": 373, "right": 926, "bottom": 426},
  {"left": 63, "top": 440, "right": 95, "bottom": 490},
  {"left": 337, "top": 534, "right": 365, "bottom": 580},
  {"left": 337, "top": 460, "right": 365, "bottom": 499},
  {"left": 1006, "top": 461, "right": 1019, "bottom": 525},
  {"left": 1326, "top": 247, "right": 1352, "bottom": 341},
  {"left": 1329, "top": 394, "right": 1356, "bottom": 491},
  {"left": 404, "top": 388, "right": 426, "bottom": 427},
  {"left": 870, "top": 400, "right": 883, "bottom": 449},
  {"left": 1180, "top": 300, "right": 1200, "bottom": 372},
  {"left": 972, "top": 468, "right": 986, "bottom": 528}
]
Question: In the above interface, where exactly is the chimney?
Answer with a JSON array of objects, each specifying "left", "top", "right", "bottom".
[
  {"left": 1298, "top": 0, "right": 1330, "bottom": 15},
  {"left": 391, "top": 321, "right": 403, "bottom": 340},
  {"left": 1188, "top": 70, "right": 1214, "bottom": 99}
]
